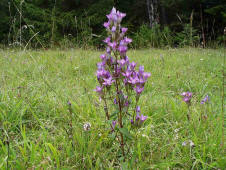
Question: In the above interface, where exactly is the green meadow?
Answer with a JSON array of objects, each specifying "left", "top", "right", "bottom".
[{"left": 0, "top": 48, "right": 225, "bottom": 169}]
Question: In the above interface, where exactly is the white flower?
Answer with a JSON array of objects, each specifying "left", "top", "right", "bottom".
[
  {"left": 174, "top": 128, "right": 179, "bottom": 133},
  {"left": 83, "top": 122, "right": 91, "bottom": 131},
  {"left": 182, "top": 141, "right": 187, "bottom": 146},
  {"left": 189, "top": 140, "right": 195, "bottom": 147},
  {"left": 182, "top": 140, "right": 195, "bottom": 147}
]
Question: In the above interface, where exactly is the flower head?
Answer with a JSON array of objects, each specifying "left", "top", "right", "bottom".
[
  {"left": 181, "top": 92, "right": 192, "bottom": 104},
  {"left": 94, "top": 86, "right": 103, "bottom": 94},
  {"left": 96, "top": 8, "right": 151, "bottom": 133},
  {"left": 134, "top": 85, "right": 144, "bottom": 94},
  {"left": 112, "top": 120, "right": 117, "bottom": 129},
  {"left": 103, "top": 76, "right": 115, "bottom": 86},
  {"left": 201, "top": 95, "right": 210, "bottom": 104},
  {"left": 121, "top": 27, "right": 128, "bottom": 33},
  {"left": 134, "top": 112, "right": 148, "bottom": 127},
  {"left": 83, "top": 122, "right": 91, "bottom": 131}
]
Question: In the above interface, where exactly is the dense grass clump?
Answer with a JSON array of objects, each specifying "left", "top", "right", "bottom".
[{"left": 0, "top": 48, "right": 225, "bottom": 169}]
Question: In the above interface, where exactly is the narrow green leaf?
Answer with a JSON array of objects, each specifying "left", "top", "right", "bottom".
[{"left": 119, "top": 128, "right": 132, "bottom": 140}]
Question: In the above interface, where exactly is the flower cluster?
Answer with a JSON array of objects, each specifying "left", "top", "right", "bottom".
[
  {"left": 181, "top": 92, "right": 192, "bottom": 104},
  {"left": 130, "top": 106, "right": 147, "bottom": 127},
  {"left": 95, "top": 7, "right": 150, "bottom": 134},
  {"left": 95, "top": 7, "right": 151, "bottom": 98}
]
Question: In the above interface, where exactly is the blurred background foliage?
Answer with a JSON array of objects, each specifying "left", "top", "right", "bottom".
[{"left": 0, "top": 0, "right": 225, "bottom": 48}]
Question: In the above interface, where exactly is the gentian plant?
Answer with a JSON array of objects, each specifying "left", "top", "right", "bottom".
[
  {"left": 95, "top": 7, "right": 150, "bottom": 156},
  {"left": 181, "top": 91, "right": 192, "bottom": 120}
]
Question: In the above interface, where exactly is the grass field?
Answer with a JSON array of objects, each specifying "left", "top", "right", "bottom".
[{"left": 0, "top": 48, "right": 225, "bottom": 169}]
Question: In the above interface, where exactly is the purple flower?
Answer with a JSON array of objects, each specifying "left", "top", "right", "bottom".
[
  {"left": 134, "top": 85, "right": 144, "bottom": 94},
  {"left": 139, "top": 66, "right": 144, "bottom": 74},
  {"left": 100, "top": 54, "right": 106, "bottom": 60},
  {"left": 134, "top": 113, "right": 148, "bottom": 126},
  {"left": 124, "top": 56, "right": 129, "bottom": 64},
  {"left": 124, "top": 100, "right": 129, "bottom": 107},
  {"left": 143, "top": 72, "right": 151, "bottom": 80},
  {"left": 111, "top": 26, "right": 116, "bottom": 32},
  {"left": 103, "top": 37, "right": 111, "bottom": 43},
  {"left": 114, "top": 67, "right": 121, "bottom": 77},
  {"left": 103, "top": 22, "right": 110, "bottom": 29},
  {"left": 97, "top": 62, "right": 105, "bottom": 70},
  {"left": 106, "top": 7, "right": 117, "bottom": 21},
  {"left": 112, "top": 120, "right": 117, "bottom": 129},
  {"left": 122, "top": 70, "right": 132, "bottom": 78},
  {"left": 181, "top": 92, "right": 192, "bottom": 104},
  {"left": 96, "top": 8, "right": 151, "bottom": 132},
  {"left": 129, "top": 62, "right": 136, "bottom": 70},
  {"left": 124, "top": 37, "right": 132, "bottom": 44},
  {"left": 116, "top": 11, "right": 126, "bottom": 23},
  {"left": 94, "top": 86, "right": 103, "bottom": 95},
  {"left": 140, "top": 114, "right": 147, "bottom": 122},
  {"left": 121, "top": 27, "right": 128, "bottom": 33},
  {"left": 136, "top": 106, "right": 140, "bottom": 113},
  {"left": 103, "top": 76, "right": 115, "bottom": 86},
  {"left": 118, "top": 59, "right": 126, "bottom": 66},
  {"left": 118, "top": 45, "right": 127, "bottom": 54},
  {"left": 128, "top": 76, "right": 139, "bottom": 85},
  {"left": 108, "top": 41, "right": 117, "bottom": 50},
  {"left": 136, "top": 113, "right": 140, "bottom": 121},
  {"left": 201, "top": 95, "right": 210, "bottom": 104},
  {"left": 114, "top": 98, "right": 117, "bottom": 104},
  {"left": 138, "top": 77, "right": 146, "bottom": 84},
  {"left": 106, "top": 47, "right": 111, "bottom": 54}
]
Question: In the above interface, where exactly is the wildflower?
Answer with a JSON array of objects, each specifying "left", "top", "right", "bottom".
[
  {"left": 201, "top": 95, "right": 210, "bottom": 104},
  {"left": 103, "top": 76, "right": 115, "bottom": 86},
  {"left": 108, "top": 41, "right": 117, "bottom": 50},
  {"left": 118, "top": 45, "right": 127, "bottom": 55},
  {"left": 94, "top": 86, "right": 103, "bottom": 93},
  {"left": 83, "top": 122, "right": 91, "bottom": 131},
  {"left": 123, "top": 37, "right": 132, "bottom": 44},
  {"left": 140, "top": 114, "right": 147, "bottom": 122},
  {"left": 95, "top": 8, "right": 151, "bottom": 154},
  {"left": 143, "top": 72, "right": 151, "bottom": 80},
  {"left": 100, "top": 54, "right": 106, "bottom": 60},
  {"left": 128, "top": 75, "right": 138, "bottom": 85},
  {"left": 136, "top": 106, "right": 140, "bottom": 113},
  {"left": 134, "top": 85, "right": 144, "bottom": 94},
  {"left": 118, "top": 59, "right": 126, "bottom": 66},
  {"left": 122, "top": 70, "right": 132, "bottom": 78},
  {"left": 181, "top": 92, "right": 192, "bottom": 104},
  {"left": 182, "top": 140, "right": 195, "bottom": 147},
  {"left": 103, "top": 22, "right": 110, "bottom": 29},
  {"left": 139, "top": 66, "right": 144, "bottom": 74},
  {"left": 129, "top": 61, "right": 136, "bottom": 70},
  {"left": 97, "top": 62, "right": 105, "bottom": 70},
  {"left": 111, "top": 26, "right": 116, "bottom": 32},
  {"left": 135, "top": 113, "right": 147, "bottom": 127},
  {"left": 112, "top": 120, "right": 117, "bottom": 129},
  {"left": 174, "top": 128, "right": 179, "bottom": 133},
  {"left": 182, "top": 141, "right": 187, "bottom": 146},
  {"left": 103, "top": 37, "right": 111, "bottom": 43},
  {"left": 189, "top": 140, "right": 195, "bottom": 147},
  {"left": 67, "top": 100, "right": 71, "bottom": 106},
  {"left": 121, "top": 27, "right": 128, "bottom": 33},
  {"left": 114, "top": 98, "right": 117, "bottom": 104}
]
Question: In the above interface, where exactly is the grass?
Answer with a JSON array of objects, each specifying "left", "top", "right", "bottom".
[{"left": 0, "top": 48, "right": 225, "bottom": 169}]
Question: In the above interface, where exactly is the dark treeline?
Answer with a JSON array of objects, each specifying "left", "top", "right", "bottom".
[{"left": 0, "top": 0, "right": 225, "bottom": 48}]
